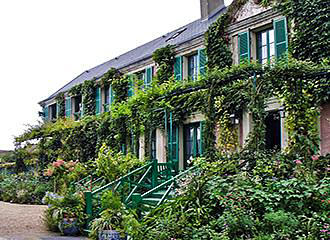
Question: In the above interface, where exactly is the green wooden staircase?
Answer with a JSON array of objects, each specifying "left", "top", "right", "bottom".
[{"left": 80, "top": 159, "right": 195, "bottom": 225}]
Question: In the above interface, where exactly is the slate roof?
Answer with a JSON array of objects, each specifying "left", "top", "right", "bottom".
[{"left": 40, "top": 6, "right": 226, "bottom": 104}]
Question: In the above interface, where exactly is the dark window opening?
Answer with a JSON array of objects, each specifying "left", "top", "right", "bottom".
[
  {"left": 184, "top": 123, "right": 201, "bottom": 169},
  {"left": 73, "top": 96, "right": 82, "bottom": 120},
  {"left": 265, "top": 111, "right": 281, "bottom": 150},
  {"left": 49, "top": 104, "right": 57, "bottom": 120}
]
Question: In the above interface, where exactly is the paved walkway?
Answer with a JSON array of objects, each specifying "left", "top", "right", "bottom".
[{"left": 0, "top": 201, "right": 87, "bottom": 240}]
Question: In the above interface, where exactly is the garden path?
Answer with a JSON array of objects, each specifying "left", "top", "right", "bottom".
[{"left": 0, "top": 201, "right": 87, "bottom": 240}]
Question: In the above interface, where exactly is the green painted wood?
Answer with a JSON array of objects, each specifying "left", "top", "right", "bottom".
[
  {"left": 238, "top": 31, "right": 250, "bottom": 63},
  {"left": 44, "top": 106, "right": 49, "bottom": 120},
  {"left": 84, "top": 191, "right": 93, "bottom": 227},
  {"left": 174, "top": 56, "right": 183, "bottom": 81},
  {"left": 145, "top": 67, "right": 153, "bottom": 89},
  {"left": 198, "top": 48, "right": 207, "bottom": 76},
  {"left": 274, "top": 17, "right": 288, "bottom": 59},
  {"left": 95, "top": 87, "right": 101, "bottom": 115},
  {"left": 65, "top": 97, "right": 71, "bottom": 119},
  {"left": 200, "top": 121, "right": 205, "bottom": 156}
]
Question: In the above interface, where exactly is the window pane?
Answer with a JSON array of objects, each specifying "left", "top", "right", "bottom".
[
  {"left": 270, "top": 43, "right": 275, "bottom": 58},
  {"left": 269, "top": 29, "right": 274, "bottom": 43},
  {"left": 262, "top": 32, "right": 267, "bottom": 45}
]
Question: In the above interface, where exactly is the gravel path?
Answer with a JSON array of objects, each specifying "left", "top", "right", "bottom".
[{"left": 0, "top": 201, "right": 87, "bottom": 240}]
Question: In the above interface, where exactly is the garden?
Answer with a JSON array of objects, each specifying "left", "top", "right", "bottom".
[{"left": 0, "top": 0, "right": 329, "bottom": 239}]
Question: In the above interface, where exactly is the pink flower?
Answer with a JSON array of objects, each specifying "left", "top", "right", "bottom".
[
  {"left": 57, "top": 159, "right": 65, "bottom": 166},
  {"left": 52, "top": 162, "right": 61, "bottom": 167},
  {"left": 44, "top": 169, "right": 53, "bottom": 176},
  {"left": 69, "top": 167, "right": 74, "bottom": 172},
  {"left": 295, "top": 160, "right": 302, "bottom": 165},
  {"left": 312, "top": 155, "right": 319, "bottom": 161}
]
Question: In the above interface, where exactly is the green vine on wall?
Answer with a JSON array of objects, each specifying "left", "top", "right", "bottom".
[
  {"left": 82, "top": 79, "right": 96, "bottom": 116},
  {"left": 152, "top": 45, "right": 176, "bottom": 85},
  {"left": 276, "top": 0, "right": 329, "bottom": 63},
  {"left": 55, "top": 93, "right": 65, "bottom": 118}
]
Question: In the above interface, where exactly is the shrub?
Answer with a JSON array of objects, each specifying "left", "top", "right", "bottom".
[{"left": 0, "top": 172, "right": 52, "bottom": 204}]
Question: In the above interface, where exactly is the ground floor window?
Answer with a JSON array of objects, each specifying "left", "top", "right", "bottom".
[
  {"left": 265, "top": 110, "right": 281, "bottom": 150},
  {"left": 184, "top": 122, "right": 202, "bottom": 169}
]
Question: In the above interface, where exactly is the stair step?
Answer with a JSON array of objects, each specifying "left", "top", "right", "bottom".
[
  {"left": 141, "top": 197, "right": 160, "bottom": 206},
  {"left": 150, "top": 190, "right": 174, "bottom": 199}
]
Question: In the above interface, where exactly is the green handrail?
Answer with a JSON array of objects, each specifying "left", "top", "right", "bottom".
[
  {"left": 125, "top": 165, "right": 152, "bottom": 203},
  {"left": 92, "top": 162, "right": 153, "bottom": 195},
  {"left": 157, "top": 182, "right": 174, "bottom": 207},
  {"left": 142, "top": 166, "right": 196, "bottom": 199}
]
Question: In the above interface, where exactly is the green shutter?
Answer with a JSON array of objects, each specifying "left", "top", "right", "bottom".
[
  {"left": 128, "top": 75, "right": 134, "bottom": 98},
  {"left": 174, "top": 56, "right": 183, "bottom": 81},
  {"left": 95, "top": 87, "right": 101, "bottom": 115},
  {"left": 274, "top": 17, "right": 288, "bottom": 59},
  {"left": 144, "top": 67, "right": 152, "bottom": 89},
  {"left": 200, "top": 121, "right": 205, "bottom": 156},
  {"left": 109, "top": 85, "right": 114, "bottom": 106},
  {"left": 43, "top": 106, "right": 49, "bottom": 120},
  {"left": 238, "top": 31, "right": 250, "bottom": 63},
  {"left": 198, "top": 49, "right": 207, "bottom": 76},
  {"left": 65, "top": 97, "right": 71, "bottom": 119}
]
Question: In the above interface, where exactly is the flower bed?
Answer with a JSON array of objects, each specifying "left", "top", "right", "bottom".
[{"left": 0, "top": 173, "right": 53, "bottom": 204}]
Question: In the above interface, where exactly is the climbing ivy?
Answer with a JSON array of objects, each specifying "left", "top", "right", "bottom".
[
  {"left": 276, "top": 0, "right": 330, "bottom": 63},
  {"left": 68, "top": 84, "right": 82, "bottom": 97},
  {"left": 55, "top": 93, "right": 65, "bottom": 118},
  {"left": 82, "top": 79, "right": 96, "bottom": 116},
  {"left": 152, "top": 45, "right": 176, "bottom": 84}
]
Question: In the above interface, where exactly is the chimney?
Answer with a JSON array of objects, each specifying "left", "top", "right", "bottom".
[{"left": 200, "top": 0, "right": 225, "bottom": 20}]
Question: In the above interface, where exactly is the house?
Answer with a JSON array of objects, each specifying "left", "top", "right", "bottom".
[{"left": 39, "top": 0, "right": 330, "bottom": 170}]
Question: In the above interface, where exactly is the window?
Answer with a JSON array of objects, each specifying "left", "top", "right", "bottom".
[
  {"left": 257, "top": 29, "right": 275, "bottom": 64},
  {"left": 73, "top": 95, "right": 82, "bottom": 120},
  {"left": 184, "top": 123, "right": 202, "bottom": 169},
  {"left": 188, "top": 54, "right": 198, "bottom": 81},
  {"left": 104, "top": 85, "right": 114, "bottom": 112},
  {"left": 49, "top": 104, "right": 57, "bottom": 120},
  {"left": 265, "top": 110, "right": 281, "bottom": 150}
]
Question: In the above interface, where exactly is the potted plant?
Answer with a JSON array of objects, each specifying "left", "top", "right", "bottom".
[
  {"left": 89, "top": 191, "right": 129, "bottom": 240},
  {"left": 43, "top": 191, "right": 86, "bottom": 236}
]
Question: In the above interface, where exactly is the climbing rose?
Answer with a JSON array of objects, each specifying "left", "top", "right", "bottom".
[
  {"left": 295, "top": 160, "right": 302, "bottom": 165},
  {"left": 312, "top": 155, "right": 319, "bottom": 161}
]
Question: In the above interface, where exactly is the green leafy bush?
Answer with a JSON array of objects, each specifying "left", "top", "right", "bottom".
[
  {"left": 43, "top": 191, "right": 86, "bottom": 234},
  {"left": 130, "top": 152, "right": 330, "bottom": 240},
  {"left": 96, "top": 144, "right": 143, "bottom": 182},
  {"left": 0, "top": 172, "right": 52, "bottom": 204}
]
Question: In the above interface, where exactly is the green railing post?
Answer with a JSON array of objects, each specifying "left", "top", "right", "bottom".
[
  {"left": 84, "top": 191, "right": 93, "bottom": 228},
  {"left": 131, "top": 193, "right": 142, "bottom": 209},
  {"left": 152, "top": 159, "right": 158, "bottom": 188}
]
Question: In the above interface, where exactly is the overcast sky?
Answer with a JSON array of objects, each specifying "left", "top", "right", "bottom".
[{"left": 0, "top": 0, "right": 233, "bottom": 150}]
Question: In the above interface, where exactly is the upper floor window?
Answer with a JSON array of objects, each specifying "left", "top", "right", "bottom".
[
  {"left": 174, "top": 48, "right": 206, "bottom": 82},
  {"left": 257, "top": 29, "right": 275, "bottom": 64},
  {"left": 188, "top": 54, "right": 198, "bottom": 81},
  {"left": 238, "top": 17, "right": 288, "bottom": 64},
  {"left": 104, "top": 85, "right": 115, "bottom": 112},
  {"left": 49, "top": 103, "right": 57, "bottom": 120},
  {"left": 72, "top": 95, "right": 82, "bottom": 120}
]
